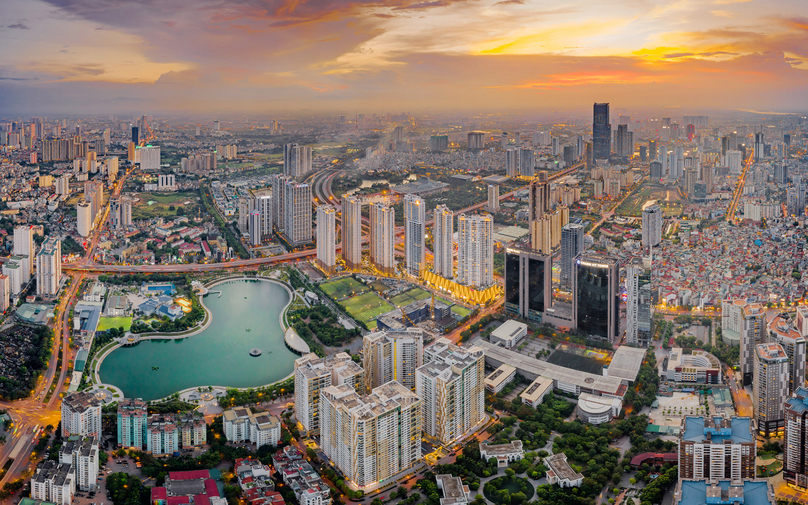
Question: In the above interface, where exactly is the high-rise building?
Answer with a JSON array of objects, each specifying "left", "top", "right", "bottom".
[
  {"left": 721, "top": 299, "right": 766, "bottom": 384},
  {"left": 768, "top": 314, "right": 806, "bottom": 398},
  {"left": 76, "top": 200, "right": 93, "bottom": 237},
  {"left": 593, "top": 103, "right": 611, "bottom": 161},
  {"left": 519, "top": 147, "right": 535, "bottom": 177},
  {"left": 784, "top": 387, "right": 808, "bottom": 488},
  {"left": 417, "top": 338, "right": 485, "bottom": 445},
  {"left": 117, "top": 398, "right": 147, "bottom": 449},
  {"left": 294, "top": 353, "right": 364, "bottom": 436},
  {"left": 626, "top": 257, "right": 653, "bottom": 347},
  {"left": 797, "top": 306, "right": 808, "bottom": 338},
  {"left": 131, "top": 126, "right": 139, "bottom": 144},
  {"left": 430, "top": 135, "right": 448, "bottom": 152},
  {"left": 283, "top": 143, "right": 312, "bottom": 178},
  {"left": 271, "top": 174, "right": 288, "bottom": 233},
  {"left": 363, "top": 328, "right": 424, "bottom": 392},
  {"left": 136, "top": 145, "right": 160, "bottom": 170},
  {"left": 503, "top": 247, "right": 552, "bottom": 323},
  {"left": 754, "top": 132, "right": 764, "bottom": 161},
  {"left": 320, "top": 381, "right": 422, "bottom": 490},
  {"left": 0, "top": 274, "right": 10, "bottom": 313},
  {"left": 13, "top": 225, "right": 34, "bottom": 277},
  {"left": 457, "top": 213, "right": 494, "bottom": 289},
  {"left": 59, "top": 436, "right": 98, "bottom": 492},
  {"left": 341, "top": 196, "right": 362, "bottom": 270},
  {"left": 529, "top": 181, "right": 550, "bottom": 221},
  {"left": 106, "top": 156, "right": 119, "bottom": 181},
  {"left": 615, "top": 124, "right": 633, "bottom": 162},
  {"left": 370, "top": 203, "right": 395, "bottom": 275},
  {"left": 282, "top": 180, "right": 313, "bottom": 247},
  {"left": 641, "top": 202, "right": 663, "bottom": 248},
  {"left": 677, "top": 415, "right": 756, "bottom": 480},
  {"left": 433, "top": 205, "right": 453, "bottom": 278},
  {"left": 257, "top": 194, "right": 273, "bottom": 239},
  {"left": 55, "top": 174, "right": 70, "bottom": 196},
  {"left": 316, "top": 205, "right": 336, "bottom": 273},
  {"left": 584, "top": 141, "right": 594, "bottom": 170},
  {"left": 754, "top": 343, "right": 789, "bottom": 436},
  {"left": 467, "top": 131, "right": 485, "bottom": 150},
  {"left": 2, "top": 261, "right": 22, "bottom": 296},
  {"left": 36, "top": 237, "right": 61, "bottom": 297},
  {"left": 573, "top": 253, "right": 619, "bottom": 342},
  {"left": 32, "top": 461, "right": 75, "bottom": 505},
  {"left": 505, "top": 148, "right": 518, "bottom": 177},
  {"left": 249, "top": 211, "right": 262, "bottom": 246},
  {"left": 488, "top": 185, "right": 499, "bottom": 212},
  {"left": 61, "top": 391, "right": 103, "bottom": 437},
  {"left": 560, "top": 223, "right": 585, "bottom": 290},
  {"left": 404, "top": 194, "right": 426, "bottom": 277}
]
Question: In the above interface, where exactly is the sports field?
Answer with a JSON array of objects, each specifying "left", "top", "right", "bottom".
[
  {"left": 319, "top": 277, "right": 369, "bottom": 301},
  {"left": 98, "top": 316, "right": 133, "bottom": 332},
  {"left": 389, "top": 288, "right": 431, "bottom": 307},
  {"left": 340, "top": 292, "right": 394, "bottom": 329},
  {"left": 450, "top": 305, "right": 472, "bottom": 318}
]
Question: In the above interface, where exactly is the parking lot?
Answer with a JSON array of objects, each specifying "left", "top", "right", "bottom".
[{"left": 71, "top": 453, "right": 148, "bottom": 505}]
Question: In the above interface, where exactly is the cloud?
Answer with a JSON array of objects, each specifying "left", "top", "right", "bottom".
[
  {"left": 6, "top": 22, "right": 30, "bottom": 29},
  {"left": 392, "top": 0, "right": 451, "bottom": 10},
  {"left": 495, "top": 0, "right": 525, "bottom": 5}
]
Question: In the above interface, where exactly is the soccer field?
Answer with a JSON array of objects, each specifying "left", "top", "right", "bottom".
[
  {"left": 340, "top": 292, "right": 394, "bottom": 329},
  {"left": 320, "top": 277, "right": 369, "bottom": 300},
  {"left": 97, "top": 316, "right": 133, "bottom": 332},
  {"left": 389, "top": 288, "right": 431, "bottom": 307}
]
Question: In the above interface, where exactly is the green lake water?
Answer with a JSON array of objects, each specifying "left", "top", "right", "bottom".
[{"left": 99, "top": 279, "right": 297, "bottom": 400}]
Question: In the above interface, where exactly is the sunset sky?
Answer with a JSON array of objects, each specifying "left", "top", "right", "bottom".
[{"left": 1, "top": 0, "right": 807, "bottom": 114}]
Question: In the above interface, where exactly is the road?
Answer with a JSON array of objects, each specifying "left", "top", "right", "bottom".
[{"left": 725, "top": 152, "right": 754, "bottom": 222}]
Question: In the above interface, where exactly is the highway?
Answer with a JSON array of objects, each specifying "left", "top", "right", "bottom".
[{"left": 725, "top": 152, "right": 754, "bottom": 222}]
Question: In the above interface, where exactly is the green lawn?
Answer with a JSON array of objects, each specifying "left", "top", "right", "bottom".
[
  {"left": 389, "top": 288, "right": 432, "bottom": 307},
  {"left": 98, "top": 316, "right": 132, "bottom": 331},
  {"left": 137, "top": 191, "right": 197, "bottom": 205},
  {"left": 320, "top": 277, "right": 369, "bottom": 301},
  {"left": 451, "top": 305, "right": 473, "bottom": 318},
  {"left": 340, "top": 292, "right": 394, "bottom": 329}
]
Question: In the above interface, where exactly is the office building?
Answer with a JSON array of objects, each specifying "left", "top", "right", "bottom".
[
  {"left": 519, "top": 147, "right": 534, "bottom": 177},
  {"left": 626, "top": 257, "right": 653, "bottom": 346},
  {"left": 316, "top": 205, "right": 336, "bottom": 273},
  {"left": 341, "top": 196, "right": 363, "bottom": 270},
  {"left": 641, "top": 202, "right": 663, "bottom": 248},
  {"left": 36, "top": 237, "right": 61, "bottom": 297},
  {"left": 106, "top": 156, "right": 118, "bottom": 180},
  {"left": 505, "top": 148, "right": 518, "bottom": 177},
  {"left": 61, "top": 391, "right": 103, "bottom": 437},
  {"left": 363, "top": 328, "right": 424, "bottom": 392},
  {"left": 593, "top": 103, "right": 611, "bottom": 161},
  {"left": 433, "top": 205, "right": 454, "bottom": 278},
  {"left": 615, "top": 124, "right": 632, "bottom": 162},
  {"left": 677, "top": 416, "right": 756, "bottom": 480},
  {"left": 754, "top": 343, "right": 789, "bottom": 436},
  {"left": 785, "top": 387, "right": 808, "bottom": 488},
  {"left": 650, "top": 160, "right": 663, "bottom": 181},
  {"left": 13, "top": 225, "right": 34, "bottom": 276},
  {"left": 370, "top": 203, "right": 396, "bottom": 274},
  {"left": 137, "top": 145, "right": 160, "bottom": 170},
  {"left": 294, "top": 352, "right": 365, "bottom": 436},
  {"left": 726, "top": 150, "right": 743, "bottom": 174},
  {"left": 456, "top": 213, "right": 493, "bottom": 289},
  {"left": 417, "top": 338, "right": 485, "bottom": 445},
  {"left": 320, "top": 381, "right": 422, "bottom": 490},
  {"left": 503, "top": 247, "right": 551, "bottom": 323},
  {"left": 131, "top": 126, "right": 139, "bottom": 144},
  {"left": 768, "top": 314, "right": 806, "bottom": 397},
  {"left": 31, "top": 461, "right": 75, "bottom": 505},
  {"left": 282, "top": 180, "right": 313, "bottom": 247},
  {"left": 404, "top": 194, "right": 426, "bottom": 277},
  {"left": 223, "top": 407, "right": 282, "bottom": 450},
  {"left": 283, "top": 143, "right": 312, "bottom": 178},
  {"left": 490, "top": 320, "right": 528, "bottom": 349},
  {"left": 573, "top": 253, "right": 619, "bottom": 342},
  {"left": 487, "top": 184, "right": 499, "bottom": 212},
  {"left": 560, "top": 223, "right": 584, "bottom": 290},
  {"left": 59, "top": 436, "right": 98, "bottom": 492},
  {"left": 117, "top": 398, "right": 148, "bottom": 449}
]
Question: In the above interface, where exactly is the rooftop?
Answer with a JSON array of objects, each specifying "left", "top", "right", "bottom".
[
  {"left": 606, "top": 346, "right": 646, "bottom": 382},
  {"left": 480, "top": 441, "right": 523, "bottom": 456},
  {"left": 676, "top": 480, "right": 772, "bottom": 505},
  {"left": 681, "top": 416, "right": 754, "bottom": 444},
  {"left": 544, "top": 453, "right": 583, "bottom": 482},
  {"left": 484, "top": 364, "right": 516, "bottom": 389},
  {"left": 490, "top": 320, "right": 527, "bottom": 342},
  {"left": 577, "top": 393, "right": 622, "bottom": 415},
  {"left": 62, "top": 390, "right": 103, "bottom": 412},
  {"left": 519, "top": 376, "right": 554, "bottom": 403},
  {"left": 435, "top": 475, "right": 469, "bottom": 505},
  {"left": 755, "top": 342, "right": 788, "bottom": 361}
]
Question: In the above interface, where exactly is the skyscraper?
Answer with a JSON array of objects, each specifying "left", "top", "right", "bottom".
[
  {"left": 754, "top": 343, "right": 789, "bottom": 436},
  {"left": 615, "top": 124, "right": 632, "bottom": 162},
  {"left": 785, "top": 387, "right": 808, "bottom": 488},
  {"left": 136, "top": 145, "right": 161, "bottom": 170},
  {"left": 457, "top": 213, "right": 493, "bottom": 289},
  {"left": 560, "top": 223, "right": 585, "bottom": 290},
  {"left": 257, "top": 195, "right": 273, "bottom": 240},
  {"left": 573, "top": 253, "right": 619, "bottom": 342},
  {"left": 467, "top": 131, "right": 485, "bottom": 150},
  {"left": 271, "top": 174, "right": 288, "bottom": 233},
  {"left": 487, "top": 184, "right": 499, "bottom": 212},
  {"left": 77, "top": 201, "right": 93, "bottom": 238},
  {"left": 249, "top": 211, "right": 262, "bottom": 247},
  {"left": 131, "top": 126, "right": 139, "bottom": 144},
  {"left": 433, "top": 205, "right": 453, "bottom": 279},
  {"left": 283, "top": 143, "right": 312, "bottom": 178},
  {"left": 362, "top": 328, "right": 424, "bottom": 392},
  {"left": 341, "top": 196, "right": 362, "bottom": 270},
  {"left": 503, "top": 247, "right": 552, "bottom": 323},
  {"left": 370, "top": 203, "right": 395, "bottom": 274},
  {"left": 641, "top": 202, "right": 663, "bottom": 248},
  {"left": 282, "top": 180, "right": 313, "bottom": 247},
  {"left": 13, "top": 226, "right": 34, "bottom": 277},
  {"left": 593, "top": 103, "right": 611, "bottom": 161},
  {"left": 519, "top": 147, "right": 535, "bottom": 177},
  {"left": 505, "top": 148, "right": 518, "bottom": 177},
  {"left": 294, "top": 353, "right": 364, "bottom": 436},
  {"left": 36, "top": 237, "right": 61, "bottom": 297},
  {"left": 404, "top": 195, "right": 426, "bottom": 277},
  {"left": 626, "top": 257, "right": 653, "bottom": 347},
  {"left": 529, "top": 180, "right": 550, "bottom": 221},
  {"left": 417, "top": 338, "right": 485, "bottom": 445},
  {"left": 768, "top": 314, "right": 806, "bottom": 398},
  {"left": 316, "top": 205, "right": 336, "bottom": 273}
]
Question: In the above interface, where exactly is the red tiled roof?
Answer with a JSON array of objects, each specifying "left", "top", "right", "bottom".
[
  {"left": 630, "top": 452, "right": 678, "bottom": 466},
  {"left": 169, "top": 470, "right": 210, "bottom": 481},
  {"left": 151, "top": 487, "right": 168, "bottom": 501},
  {"left": 195, "top": 495, "right": 211, "bottom": 505},
  {"left": 167, "top": 496, "right": 191, "bottom": 505},
  {"left": 205, "top": 478, "right": 220, "bottom": 497}
]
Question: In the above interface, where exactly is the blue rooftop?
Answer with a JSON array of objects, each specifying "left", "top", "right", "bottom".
[
  {"left": 681, "top": 416, "right": 753, "bottom": 443},
  {"left": 786, "top": 387, "right": 808, "bottom": 413},
  {"left": 678, "top": 480, "right": 771, "bottom": 505}
]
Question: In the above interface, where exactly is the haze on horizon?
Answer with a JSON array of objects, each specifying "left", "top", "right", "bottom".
[{"left": 0, "top": 0, "right": 807, "bottom": 115}]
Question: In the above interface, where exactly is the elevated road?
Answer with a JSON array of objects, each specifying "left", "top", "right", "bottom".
[{"left": 725, "top": 153, "right": 754, "bottom": 222}]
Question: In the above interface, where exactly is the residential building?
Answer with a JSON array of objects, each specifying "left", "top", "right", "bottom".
[
  {"left": 754, "top": 343, "right": 789, "bottom": 436},
  {"left": 456, "top": 213, "right": 493, "bottom": 289},
  {"left": 677, "top": 416, "right": 756, "bottom": 480},
  {"left": 544, "top": 453, "right": 583, "bottom": 488},
  {"left": 250, "top": 210, "right": 262, "bottom": 246},
  {"left": 573, "top": 253, "right": 620, "bottom": 342},
  {"left": 641, "top": 202, "right": 663, "bottom": 248},
  {"left": 0, "top": 274, "right": 9, "bottom": 312},
  {"left": 272, "top": 446, "right": 331, "bottom": 505},
  {"left": 13, "top": 225, "right": 34, "bottom": 276},
  {"left": 487, "top": 185, "right": 499, "bottom": 212},
  {"left": 36, "top": 237, "right": 61, "bottom": 297},
  {"left": 341, "top": 196, "right": 363, "bottom": 270},
  {"left": 370, "top": 203, "right": 396, "bottom": 274},
  {"left": 785, "top": 387, "right": 808, "bottom": 488},
  {"left": 363, "top": 328, "right": 424, "bottom": 392},
  {"left": 282, "top": 180, "right": 313, "bottom": 247},
  {"left": 271, "top": 175, "right": 288, "bottom": 233},
  {"left": 316, "top": 205, "right": 336, "bottom": 273},
  {"left": 2, "top": 261, "right": 22, "bottom": 295},
  {"left": 257, "top": 194, "right": 273, "bottom": 240},
  {"left": 283, "top": 143, "right": 312, "bottom": 178},
  {"left": 320, "top": 381, "right": 422, "bottom": 490},
  {"left": 158, "top": 174, "right": 176, "bottom": 191},
  {"left": 723, "top": 300, "right": 767, "bottom": 385},
  {"left": 416, "top": 338, "right": 485, "bottom": 445},
  {"left": 61, "top": 391, "right": 102, "bottom": 437},
  {"left": 223, "top": 407, "right": 282, "bottom": 449},
  {"left": 146, "top": 415, "right": 180, "bottom": 456},
  {"left": 137, "top": 145, "right": 161, "bottom": 170},
  {"left": 76, "top": 200, "right": 92, "bottom": 237},
  {"left": 519, "top": 147, "right": 534, "bottom": 177},
  {"left": 433, "top": 205, "right": 453, "bottom": 279},
  {"left": 768, "top": 314, "right": 806, "bottom": 397},
  {"left": 404, "top": 194, "right": 426, "bottom": 276},
  {"left": 625, "top": 257, "right": 653, "bottom": 346},
  {"left": 528, "top": 181, "right": 549, "bottom": 221},
  {"left": 117, "top": 398, "right": 148, "bottom": 449},
  {"left": 294, "top": 353, "right": 364, "bottom": 435},
  {"left": 31, "top": 461, "right": 74, "bottom": 505},
  {"left": 503, "top": 247, "right": 552, "bottom": 323},
  {"left": 59, "top": 436, "right": 98, "bottom": 491}
]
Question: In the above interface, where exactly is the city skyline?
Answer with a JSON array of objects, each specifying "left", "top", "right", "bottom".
[{"left": 1, "top": 0, "right": 807, "bottom": 114}]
